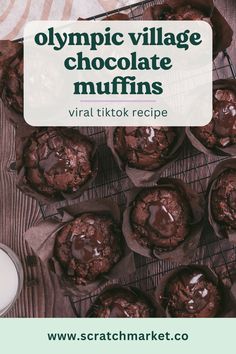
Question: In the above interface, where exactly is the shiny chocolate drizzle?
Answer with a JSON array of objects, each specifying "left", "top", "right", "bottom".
[
  {"left": 71, "top": 230, "right": 102, "bottom": 263},
  {"left": 148, "top": 201, "right": 176, "bottom": 237}
]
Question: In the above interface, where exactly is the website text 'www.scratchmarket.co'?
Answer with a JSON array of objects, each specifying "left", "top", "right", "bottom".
[{"left": 47, "top": 331, "right": 189, "bottom": 342}]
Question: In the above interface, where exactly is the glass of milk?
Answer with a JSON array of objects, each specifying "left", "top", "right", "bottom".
[{"left": 0, "top": 243, "right": 24, "bottom": 316}]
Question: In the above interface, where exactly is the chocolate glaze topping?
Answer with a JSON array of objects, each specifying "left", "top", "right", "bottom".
[
  {"left": 148, "top": 202, "right": 176, "bottom": 237},
  {"left": 71, "top": 224, "right": 103, "bottom": 263}
]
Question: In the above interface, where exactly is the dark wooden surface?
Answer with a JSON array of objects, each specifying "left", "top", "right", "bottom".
[{"left": 0, "top": 0, "right": 235, "bottom": 317}]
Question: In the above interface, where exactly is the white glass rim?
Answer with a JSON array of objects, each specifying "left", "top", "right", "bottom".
[{"left": 0, "top": 243, "right": 24, "bottom": 317}]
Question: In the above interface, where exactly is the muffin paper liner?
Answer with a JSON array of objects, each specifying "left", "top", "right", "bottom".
[
  {"left": 24, "top": 198, "right": 135, "bottom": 296},
  {"left": 143, "top": 0, "right": 233, "bottom": 59},
  {"left": 122, "top": 177, "right": 204, "bottom": 263},
  {"left": 85, "top": 284, "right": 160, "bottom": 318},
  {"left": 186, "top": 79, "right": 236, "bottom": 157},
  {"left": 106, "top": 127, "right": 185, "bottom": 187},
  {"left": 15, "top": 125, "right": 98, "bottom": 204},
  {"left": 154, "top": 264, "right": 236, "bottom": 317},
  {"left": 207, "top": 157, "right": 236, "bottom": 242}
]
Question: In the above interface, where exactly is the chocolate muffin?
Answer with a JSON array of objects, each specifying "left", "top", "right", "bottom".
[
  {"left": 131, "top": 185, "right": 191, "bottom": 251},
  {"left": 87, "top": 286, "right": 156, "bottom": 317},
  {"left": 114, "top": 127, "right": 177, "bottom": 170},
  {"left": 162, "top": 267, "right": 221, "bottom": 317},
  {"left": 211, "top": 169, "right": 236, "bottom": 230},
  {"left": 192, "top": 88, "right": 236, "bottom": 149},
  {"left": 23, "top": 128, "right": 95, "bottom": 197},
  {"left": 0, "top": 41, "right": 23, "bottom": 114},
  {"left": 54, "top": 213, "right": 123, "bottom": 285}
]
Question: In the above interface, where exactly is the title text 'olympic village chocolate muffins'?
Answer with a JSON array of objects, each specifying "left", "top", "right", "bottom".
[
  {"left": 187, "top": 80, "right": 236, "bottom": 156},
  {"left": 86, "top": 285, "right": 158, "bottom": 318},
  {"left": 155, "top": 265, "right": 224, "bottom": 317},
  {"left": 208, "top": 158, "right": 236, "bottom": 243},
  {"left": 142, "top": 0, "right": 233, "bottom": 59},
  {"left": 0, "top": 40, "right": 23, "bottom": 125},
  {"left": 123, "top": 177, "right": 204, "bottom": 262},
  {"left": 107, "top": 127, "right": 185, "bottom": 187},
  {"left": 16, "top": 127, "right": 98, "bottom": 203}
]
